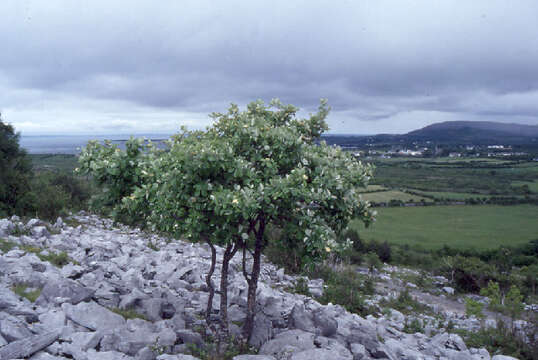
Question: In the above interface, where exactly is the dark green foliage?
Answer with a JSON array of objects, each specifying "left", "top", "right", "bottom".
[
  {"left": 21, "top": 176, "right": 71, "bottom": 220},
  {"left": 0, "top": 117, "right": 91, "bottom": 220},
  {"left": 265, "top": 225, "right": 310, "bottom": 274},
  {"left": 403, "top": 318, "right": 424, "bottom": 334},
  {"left": 0, "top": 117, "right": 32, "bottom": 216},
  {"left": 293, "top": 278, "right": 311, "bottom": 296},
  {"left": 76, "top": 138, "right": 153, "bottom": 224},
  {"left": 455, "top": 320, "right": 537, "bottom": 360},
  {"left": 306, "top": 265, "right": 374, "bottom": 317},
  {"left": 465, "top": 298, "right": 484, "bottom": 319}
]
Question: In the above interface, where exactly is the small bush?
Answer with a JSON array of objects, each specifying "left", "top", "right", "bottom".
[
  {"left": 454, "top": 320, "right": 535, "bottom": 360},
  {"left": 403, "top": 318, "right": 424, "bottom": 334},
  {"left": 465, "top": 298, "right": 484, "bottom": 319},
  {"left": 308, "top": 264, "right": 374, "bottom": 317},
  {"left": 293, "top": 278, "right": 311, "bottom": 296}
]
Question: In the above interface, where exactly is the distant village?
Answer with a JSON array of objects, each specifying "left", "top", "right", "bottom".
[{"left": 351, "top": 143, "right": 537, "bottom": 160}]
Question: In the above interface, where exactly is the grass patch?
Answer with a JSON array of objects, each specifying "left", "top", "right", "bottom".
[
  {"left": 380, "top": 288, "right": 432, "bottom": 316},
  {"left": 64, "top": 217, "right": 84, "bottom": 228},
  {"left": 0, "top": 238, "right": 16, "bottom": 252},
  {"left": 391, "top": 271, "right": 435, "bottom": 291},
  {"left": 38, "top": 251, "right": 78, "bottom": 267},
  {"left": 20, "top": 245, "right": 78, "bottom": 267},
  {"left": 147, "top": 241, "right": 160, "bottom": 251},
  {"left": 109, "top": 307, "right": 147, "bottom": 320},
  {"left": 12, "top": 283, "right": 42, "bottom": 302},
  {"left": 351, "top": 205, "right": 538, "bottom": 251},
  {"left": 29, "top": 154, "right": 79, "bottom": 173},
  {"left": 371, "top": 159, "right": 538, "bottom": 196}
]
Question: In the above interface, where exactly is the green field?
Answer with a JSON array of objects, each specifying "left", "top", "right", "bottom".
[
  {"left": 358, "top": 184, "right": 387, "bottom": 192},
  {"left": 512, "top": 180, "right": 538, "bottom": 193},
  {"left": 360, "top": 190, "right": 433, "bottom": 203},
  {"left": 370, "top": 159, "right": 538, "bottom": 196},
  {"left": 30, "top": 154, "right": 78, "bottom": 172},
  {"left": 408, "top": 190, "right": 494, "bottom": 200},
  {"left": 351, "top": 205, "right": 538, "bottom": 250}
]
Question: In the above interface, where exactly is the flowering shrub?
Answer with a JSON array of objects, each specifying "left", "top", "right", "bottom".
[
  {"left": 77, "top": 137, "right": 158, "bottom": 222},
  {"left": 78, "top": 99, "right": 375, "bottom": 342}
]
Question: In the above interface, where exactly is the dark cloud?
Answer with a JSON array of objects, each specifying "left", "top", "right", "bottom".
[{"left": 1, "top": 0, "right": 538, "bottom": 134}]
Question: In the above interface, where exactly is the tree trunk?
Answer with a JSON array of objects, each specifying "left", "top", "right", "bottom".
[
  {"left": 243, "top": 219, "right": 265, "bottom": 342},
  {"left": 219, "top": 243, "right": 239, "bottom": 336},
  {"left": 205, "top": 240, "right": 217, "bottom": 324}
]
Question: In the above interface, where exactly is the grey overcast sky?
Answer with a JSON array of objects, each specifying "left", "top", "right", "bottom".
[{"left": 1, "top": 1, "right": 538, "bottom": 135}]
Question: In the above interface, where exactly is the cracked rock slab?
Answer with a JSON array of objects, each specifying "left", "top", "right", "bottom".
[{"left": 62, "top": 301, "right": 125, "bottom": 330}]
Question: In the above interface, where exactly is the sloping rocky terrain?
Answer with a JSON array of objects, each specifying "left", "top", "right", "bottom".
[{"left": 0, "top": 214, "right": 519, "bottom": 360}]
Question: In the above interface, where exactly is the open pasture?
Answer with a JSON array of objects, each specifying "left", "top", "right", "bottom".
[{"left": 351, "top": 204, "right": 538, "bottom": 251}]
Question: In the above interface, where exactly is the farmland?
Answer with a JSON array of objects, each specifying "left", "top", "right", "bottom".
[{"left": 351, "top": 204, "right": 538, "bottom": 251}]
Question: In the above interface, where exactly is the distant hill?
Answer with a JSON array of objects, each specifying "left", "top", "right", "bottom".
[
  {"left": 331, "top": 121, "right": 538, "bottom": 146},
  {"left": 404, "top": 121, "right": 538, "bottom": 144}
]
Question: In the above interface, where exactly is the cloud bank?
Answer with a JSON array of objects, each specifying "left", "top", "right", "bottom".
[{"left": 1, "top": 0, "right": 537, "bottom": 134}]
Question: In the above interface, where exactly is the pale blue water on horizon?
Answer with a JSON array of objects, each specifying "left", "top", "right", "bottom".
[
  {"left": 20, "top": 134, "right": 173, "bottom": 154},
  {"left": 20, "top": 133, "right": 370, "bottom": 154}
]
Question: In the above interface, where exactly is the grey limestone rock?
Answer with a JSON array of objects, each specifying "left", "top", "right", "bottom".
[
  {"left": 0, "top": 218, "right": 14, "bottom": 237},
  {"left": 37, "top": 279, "right": 94, "bottom": 305},
  {"left": 290, "top": 348, "right": 350, "bottom": 360},
  {"left": 0, "top": 330, "right": 60, "bottom": 360},
  {"left": 288, "top": 304, "right": 314, "bottom": 333},
  {"left": 350, "top": 343, "right": 367, "bottom": 360},
  {"left": 31, "top": 226, "right": 50, "bottom": 238},
  {"left": 29, "top": 351, "right": 66, "bottom": 359},
  {"left": 85, "top": 349, "right": 134, "bottom": 359},
  {"left": 38, "top": 309, "right": 67, "bottom": 330},
  {"left": 175, "top": 329, "right": 203, "bottom": 347},
  {"left": 135, "top": 347, "right": 157, "bottom": 360},
  {"left": 119, "top": 288, "right": 150, "bottom": 310},
  {"left": 233, "top": 356, "right": 276, "bottom": 360},
  {"left": 0, "top": 315, "right": 33, "bottom": 342},
  {"left": 156, "top": 354, "right": 201, "bottom": 359},
  {"left": 62, "top": 301, "right": 125, "bottom": 331},
  {"left": 248, "top": 312, "right": 273, "bottom": 348},
  {"left": 259, "top": 329, "right": 317, "bottom": 359},
  {"left": 312, "top": 307, "right": 338, "bottom": 337}
]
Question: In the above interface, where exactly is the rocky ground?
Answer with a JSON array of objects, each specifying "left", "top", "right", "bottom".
[{"left": 0, "top": 213, "right": 522, "bottom": 360}]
